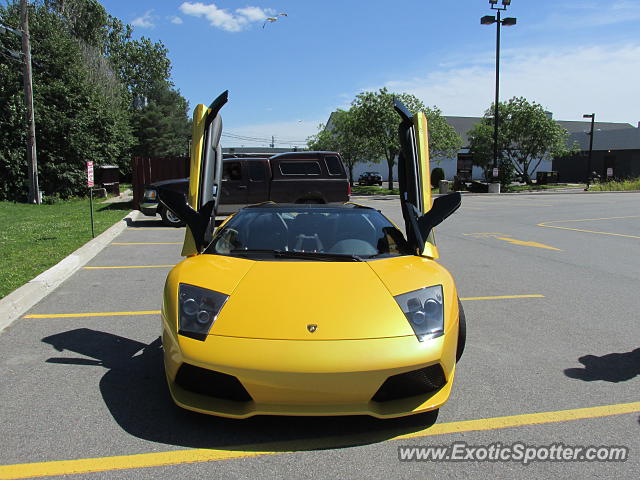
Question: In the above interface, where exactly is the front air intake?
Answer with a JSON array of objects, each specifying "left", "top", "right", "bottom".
[
  {"left": 372, "top": 364, "right": 446, "bottom": 402},
  {"left": 175, "top": 363, "right": 252, "bottom": 402}
]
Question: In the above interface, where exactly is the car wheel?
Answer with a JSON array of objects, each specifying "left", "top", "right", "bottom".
[
  {"left": 378, "top": 181, "right": 383, "bottom": 186},
  {"left": 159, "top": 206, "right": 185, "bottom": 227},
  {"left": 456, "top": 298, "right": 466, "bottom": 362}
]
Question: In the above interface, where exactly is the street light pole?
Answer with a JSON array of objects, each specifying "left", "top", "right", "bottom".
[
  {"left": 583, "top": 113, "right": 595, "bottom": 188},
  {"left": 493, "top": 8, "right": 501, "bottom": 181},
  {"left": 21, "top": 0, "right": 40, "bottom": 204},
  {"left": 481, "top": 1, "right": 516, "bottom": 188}
]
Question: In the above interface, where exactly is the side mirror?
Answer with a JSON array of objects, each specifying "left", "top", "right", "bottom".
[
  {"left": 403, "top": 192, "right": 461, "bottom": 255},
  {"left": 157, "top": 187, "right": 215, "bottom": 253},
  {"left": 417, "top": 192, "right": 461, "bottom": 236}
]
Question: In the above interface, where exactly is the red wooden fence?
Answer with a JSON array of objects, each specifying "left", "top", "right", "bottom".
[{"left": 131, "top": 157, "right": 189, "bottom": 209}]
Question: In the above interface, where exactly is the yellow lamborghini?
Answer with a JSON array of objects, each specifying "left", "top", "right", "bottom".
[{"left": 158, "top": 91, "right": 465, "bottom": 419}]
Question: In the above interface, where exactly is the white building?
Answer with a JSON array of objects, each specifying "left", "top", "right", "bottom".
[{"left": 326, "top": 112, "right": 634, "bottom": 183}]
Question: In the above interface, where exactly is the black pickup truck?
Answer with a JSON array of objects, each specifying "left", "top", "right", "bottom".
[{"left": 140, "top": 151, "right": 351, "bottom": 226}]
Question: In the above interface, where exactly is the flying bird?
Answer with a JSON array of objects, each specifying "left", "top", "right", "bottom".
[{"left": 263, "top": 12, "right": 288, "bottom": 28}]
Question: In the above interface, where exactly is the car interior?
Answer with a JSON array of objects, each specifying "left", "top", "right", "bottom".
[{"left": 210, "top": 209, "right": 410, "bottom": 258}]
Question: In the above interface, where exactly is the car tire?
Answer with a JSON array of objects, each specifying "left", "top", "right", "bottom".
[
  {"left": 378, "top": 181, "right": 383, "bottom": 186},
  {"left": 159, "top": 205, "right": 185, "bottom": 227},
  {"left": 456, "top": 298, "right": 466, "bottom": 362}
]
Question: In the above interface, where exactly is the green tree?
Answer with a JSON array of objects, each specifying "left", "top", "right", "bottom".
[
  {"left": 307, "top": 109, "right": 370, "bottom": 186},
  {"left": 109, "top": 35, "right": 171, "bottom": 101},
  {"left": 307, "top": 124, "right": 339, "bottom": 151},
  {"left": 350, "top": 88, "right": 462, "bottom": 190},
  {"left": 105, "top": 25, "right": 190, "bottom": 159},
  {"left": 468, "top": 97, "right": 572, "bottom": 185},
  {"left": 132, "top": 82, "right": 191, "bottom": 158},
  {"left": 46, "top": 0, "right": 110, "bottom": 47},
  {"left": 0, "top": 1, "right": 133, "bottom": 199},
  {"left": 0, "top": 0, "right": 189, "bottom": 200}
]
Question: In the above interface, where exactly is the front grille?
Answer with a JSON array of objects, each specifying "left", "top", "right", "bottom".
[
  {"left": 175, "top": 363, "right": 253, "bottom": 402},
  {"left": 372, "top": 364, "right": 446, "bottom": 402}
]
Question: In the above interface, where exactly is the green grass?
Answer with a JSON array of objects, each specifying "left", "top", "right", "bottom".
[
  {"left": 351, "top": 185, "right": 400, "bottom": 195},
  {"left": 589, "top": 178, "right": 640, "bottom": 191},
  {"left": 0, "top": 198, "right": 131, "bottom": 299},
  {"left": 504, "top": 184, "right": 578, "bottom": 192}
]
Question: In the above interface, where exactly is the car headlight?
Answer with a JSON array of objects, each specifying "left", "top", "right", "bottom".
[
  {"left": 143, "top": 188, "right": 157, "bottom": 201},
  {"left": 178, "top": 283, "right": 229, "bottom": 340},
  {"left": 394, "top": 285, "right": 444, "bottom": 342}
]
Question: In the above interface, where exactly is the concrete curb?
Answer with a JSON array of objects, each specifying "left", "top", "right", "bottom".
[
  {"left": 351, "top": 190, "right": 640, "bottom": 199},
  {"left": 456, "top": 190, "right": 640, "bottom": 196},
  {"left": 0, "top": 210, "right": 138, "bottom": 334}
]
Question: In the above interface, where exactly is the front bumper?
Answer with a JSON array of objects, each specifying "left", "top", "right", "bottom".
[
  {"left": 162, "top": 323, "right": 459, "bottom": 419},
  {"left": 139, "top": 201, "right": 158, "bottom": 216}
]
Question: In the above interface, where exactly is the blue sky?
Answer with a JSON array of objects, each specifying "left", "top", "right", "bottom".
[{"left": 100, "top": 0, "right": 640, "bottom": 148}]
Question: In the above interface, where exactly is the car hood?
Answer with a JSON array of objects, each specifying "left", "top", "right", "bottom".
[
  {"left": 170, "top": 255, "right": 453, "bottom": 341},
  {"left": 215, "top": 259, "right": 416, "bottom": 340},
  {"left": 171, "top": 256, "right": 434, "bottom": 341}
]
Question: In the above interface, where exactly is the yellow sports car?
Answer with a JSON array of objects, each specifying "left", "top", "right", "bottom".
[{"left": 158, "top": 91, "right": 465, "bottom": 419}]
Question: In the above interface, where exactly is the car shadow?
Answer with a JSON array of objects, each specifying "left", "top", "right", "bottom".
[
  {"left": 42, "top": 329, "right": 439, "bottom": 452},
  {"left": 564, "top": 348, "right": 640, "bottom": 382},
  {"left": 125, "top": 217, "right": 173, "bottom": 228},
  {"left": 124, "top": 217, "right": 224, "bottom": 228}
]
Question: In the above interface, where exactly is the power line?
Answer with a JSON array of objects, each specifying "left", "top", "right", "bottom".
[
  {"left": 0, "top": 49, "right": 22, "bottom": 63},
  {"left": 222, "top": 132, "right": 309, "bottom": 144},
  {"left": 0, "top": 23, "right": 23, "bottom": 37},
  {"left": 222, "top": 133, "right": 272, "bottom": 142},
  {"left": 0, "top": 44, "right": 23, "bottom": 60}
]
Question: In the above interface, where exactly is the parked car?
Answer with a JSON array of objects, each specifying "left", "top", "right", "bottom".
[
  {"left": 358, "top": 171, "right": 383, "bottom": 186},
  {"left": 157, "top": 91, "right": 464, "bottom": 419},
  {"left": 139, "top": 152, "right": 351, "bottom": 226}
]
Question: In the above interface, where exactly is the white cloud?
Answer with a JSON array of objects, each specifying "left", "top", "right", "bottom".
[
  {"left": 538, "top": 1, "right": 640, "bottom": 30},
  {"left": 169, "top": 16, "right": 184, "bottom": 25},
  {"left": 235, "top": 6, "right": 270, "bottom": 22},
  {"left": 131, "top": 10, "right": 155, "bottom": 29},
  {"left": 379, "top": 43, "right": 640, "bottom": 125},
  {"left": 179, "top": 2, "right": 275, "bottom": 32}
]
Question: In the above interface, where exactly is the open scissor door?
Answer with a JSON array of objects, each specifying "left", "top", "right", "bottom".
[
  {"left": 395, "top": 99, "right": 461, "bottom": 257},
  {"left": 157, "top": 91, "right": 228, "bottom": 256}
]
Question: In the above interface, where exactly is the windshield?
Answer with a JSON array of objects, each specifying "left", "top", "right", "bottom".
[{"left": 206, "top": 206, "right": 412, "bottom": 260}]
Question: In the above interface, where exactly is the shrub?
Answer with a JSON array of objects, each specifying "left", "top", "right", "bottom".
[{"left": 431, "top": 167, "right": 445, "bottom": 188}]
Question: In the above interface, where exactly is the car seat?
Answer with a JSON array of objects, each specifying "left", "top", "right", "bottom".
[
  {"left": 288, "top": 213, "right": 327, "bottom": 252},
  {"left": 245, "top": 213, "right": 288, "bottom": 251}
]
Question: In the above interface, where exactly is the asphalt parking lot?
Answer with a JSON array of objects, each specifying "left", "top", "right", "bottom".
[{"left": 1, "top": 192, "right": 638, "bottom": 479}]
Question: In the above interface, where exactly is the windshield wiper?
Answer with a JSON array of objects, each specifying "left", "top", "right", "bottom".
[
  {"left": 275, "top": 250, "right": 364, "bottom": 262},
  {"left": 229, "top": 249, "right": 363, "bottom": 262}
]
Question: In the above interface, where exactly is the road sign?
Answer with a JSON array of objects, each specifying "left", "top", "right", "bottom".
[
  {"left": 607, "top": 168, "right": 613, "bottom": 177},
  {"left": 492, "top": 168, "right": 499, "bottom": 178},
  {"left": 87, "top": 161, "right": 95, "bottom": 238},
  {"left": 87, "top": 161, "right": 94, "bottom": 187}
]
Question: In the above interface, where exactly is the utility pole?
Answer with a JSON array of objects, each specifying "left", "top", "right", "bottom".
[
  {"left": 270, "top": 135, "right": 275, "bottom": 148},
  {"left": 21, "top": 0, "right": 40, "bottom": 204}
]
